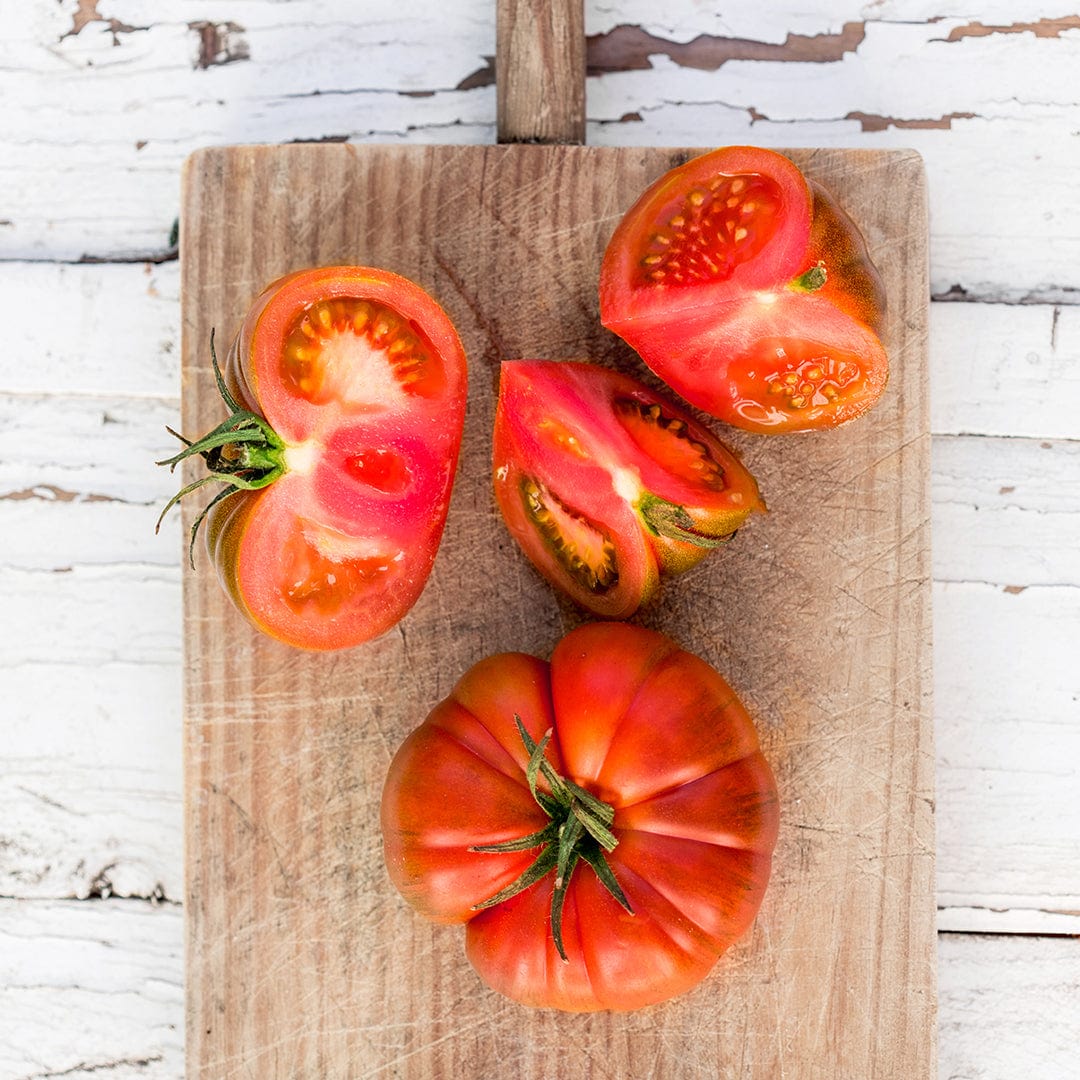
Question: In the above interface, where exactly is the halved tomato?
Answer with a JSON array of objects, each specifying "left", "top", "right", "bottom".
[
  {"left": 492, "top": 360, "right": 763, "bottom": 618},
  {"left": 599, "top": 146, "right": 888, "bottom": 433},
  {"left": 159, "top": 266, "right": 468, "bottom": 650}
]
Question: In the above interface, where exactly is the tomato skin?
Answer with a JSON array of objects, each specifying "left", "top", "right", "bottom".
[
  {"left": 599, "top": 146, "right": 888, "bottom": 433},
  {"left": 201, "top": 266, "right": 467, "bottom": 650},
  {"left": 492, "top": 360, "right": 764, "bottom": 619},
  {"left": 381, "top": 623, "right": 779, "bottom": 1012}
]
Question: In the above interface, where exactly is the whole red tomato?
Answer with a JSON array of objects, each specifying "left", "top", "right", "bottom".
[
  {"left": 381, "top": 622, "right": 779, "bottom": 1012},
  {"left": 599, "top": 146, "right": 888, "bottom": 433},
  {"left": 158, "top": 266, "right": 468, "bottom": 650},
  {"left": 493, "top": 360, "right": 764, "bottom": 618}
]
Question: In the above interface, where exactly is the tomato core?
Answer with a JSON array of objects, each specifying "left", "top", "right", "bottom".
[
  {"left": 636, "top": 173, "right": 782, "bottom": 288},
  {"left": 521, "top": 477, "right": 618, "bottom": 594},
  {"left": 280, "top": 297, "right": 444, "bottom": 406}
]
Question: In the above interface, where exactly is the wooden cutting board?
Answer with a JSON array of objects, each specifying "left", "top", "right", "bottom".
[{"left": 179, "top": 142, "right": 933, "bottom": 1078}]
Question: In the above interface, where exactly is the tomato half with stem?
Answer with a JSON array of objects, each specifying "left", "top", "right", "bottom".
[
  {"left": 157, "top": 266, "right": 468, "bottom": 650},
  {"left": 599, "top": 146, "right": 888, "bottom": 433},
  {"left": 381, "top": 622, "right": 779, "bottom": 1012},
  {"left": 492, "top": 360, "right": 764, "bottom": 619}
]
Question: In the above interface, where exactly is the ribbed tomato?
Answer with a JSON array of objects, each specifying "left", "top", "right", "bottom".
[
  {"left": 158, "top": 266, "right": 467, "bottom": 650},
  {"left": 492, "top": 360, "right": 764, "bottom": 618},
  {"left": 381, "top": 622, "right": 779, "bottom": 1012},
  {"left": 599, "top": 146, "right": 888, "bottom": 433}
]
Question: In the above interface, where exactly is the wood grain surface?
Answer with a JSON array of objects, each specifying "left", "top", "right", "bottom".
[
  {"left": 496, "top": 0, "right": 585, "bottom": 144},
  {"left": 180, "top": 144, "right": 932, "bottom": 1078}
]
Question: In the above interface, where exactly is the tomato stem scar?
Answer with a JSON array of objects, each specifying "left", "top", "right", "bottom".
[
  {"left": 791, "top": 261, "right": 828, "bottom": 293},
  {"left": 469, "top": 716, "right": 633, "bottom": 962}
]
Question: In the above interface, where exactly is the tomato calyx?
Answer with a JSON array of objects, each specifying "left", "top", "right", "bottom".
[
  {"left": 470, "top": 716, "right": 633, "bottom": 962},
  {"left": 156, "top": 331, "right": 287, "bottom": 567},
  {"left": 638, "top": 493, "right": 737, "bottom": 548}
]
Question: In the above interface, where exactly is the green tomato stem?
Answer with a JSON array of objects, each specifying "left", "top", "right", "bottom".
[
  {"left": 469, "top": 716, "right": 634, "bottom": 962},
  {"left": 155, "top": 330, "right": 287, "bottom": 568},
  {"left": 639, "top": 493, "right": 738, "bottom": 548}
]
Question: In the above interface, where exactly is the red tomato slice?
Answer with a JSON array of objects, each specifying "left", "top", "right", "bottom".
[
  {"left": 380, "top": 623, "right": 780, "bottom": 1012},
  {"left": 171, "top": 266, "right": 467, "bottom": 650},
  {"left": 599, "top": 146, "right": 888, "bottom": 433},
  {"left": 492, "top": 360, "right": 764, "bottom": 618}
]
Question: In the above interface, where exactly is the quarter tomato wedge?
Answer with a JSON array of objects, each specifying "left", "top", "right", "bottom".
[
  {"left": 159, "top": 266, "right": 467, "bottom": 650},
  {"left": 599, "top": 146, "right": 888, "bottom": 433},
  {"left": 380, "top": 622, "right": 780, "bottom": 1012},
  {"left": 492, "top": 360, "right": 764, "bottom": 619}
]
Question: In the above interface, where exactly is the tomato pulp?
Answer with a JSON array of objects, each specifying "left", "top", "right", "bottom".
[
  {"left": 599, "top": 146, "right": 888, "bottom": 433},
  {"left": 492, "top": 360, "right": 764, "bottom": 618},
  {"left": 160, "top": 266, "right": 468, "bottom": 650},
  {"left": 381, "top": 622, "right": 780, "bottom": 1012}
]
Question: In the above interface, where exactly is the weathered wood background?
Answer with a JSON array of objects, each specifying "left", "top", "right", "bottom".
[{"left": 1, "top": 2, "right": 1077, "bottom": 1078}]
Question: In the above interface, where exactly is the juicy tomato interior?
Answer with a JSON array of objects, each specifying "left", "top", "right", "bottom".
[
  {"left": 600, "top": 147, "right": 889, "bottom": 434},
  {"left": 722, "top": 332, "right": 886, "bottom": 434},
  {"left": 214, "top": 266, "right": 467, "bottom": 650},
  {"left": 280, "top": 296, "right": 445, "bottom": 408},
  {"left": 519, "top": 476, "right": 619, "bottom": 595},
  {"left": 613, "top": 397, "right": 727, "bottom": 493},
  {"left": 279, "top": 517, "right": 399, "bottom": 617},
  {"left": 493, "top": 361, "right": 762, "bottom": 618},
  {"left": 634, "top": 172, "right": 783, "bottom": 289},
  {"left": 600, "top": 147, "right": 813, "bottom": 330}
]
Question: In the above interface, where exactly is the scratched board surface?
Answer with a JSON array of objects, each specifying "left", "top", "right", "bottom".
[{"left": 181, "top": 144, "right": 933, "bottom": 1078}]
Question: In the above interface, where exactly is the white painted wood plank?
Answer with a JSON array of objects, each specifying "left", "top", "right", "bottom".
[
  {"left": 0, "top": 661, "right": 182, "bottom": 900},
  {"left": 2, "top": 565, "right": 180, "bottom": 667},
  {"left": 929, "top": 304, "right": 1080, "bottom": 441},
  {"left": 1, "top": 900, "right": 1076, "bottom": 1080},
  {"left": 932, "top": 435, "right": 1080, "bottom": 589},
  {"left": 937, "top": 933, "right": 1080, "bottom": 1080},
  {"left": 934, "top": 580, "right": 1080, "bottom": 927},
  {"left": 585, "top": 1, "right": 1074, "bottom": 39},
  {"left": 0, "top": 494, "right": 181, "bottom": 570},
  {"left": 938, "top": 907, "right": 1080, "bottom": 935},
  {"left": 3, "top": 262, "right": 1078, "bottom": 439},
  {"left": 0, "top": 261, "right": 179, "bottom": 397},
  {"left": 0, "top": 898, "right": 183, "bottom": 1080},
  {"left": 0, "top": 393, "right": 180, "bottom": 504},
  {"left": 0, "top": 5, "right": 1078, "bottom": 301}
]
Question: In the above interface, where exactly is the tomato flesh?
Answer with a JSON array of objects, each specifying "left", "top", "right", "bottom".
[
  {"left": 600, "top": 146, "right": 888, "bottom": 433},
  {"left": 493, "top": 360, "right": 763, "bottom": 617},
  {"left": 204, "top": 266, "right": 467, "bottom": 650},
  {"left": 381, "top": 623, "right": 780, "bottom": 1012}
]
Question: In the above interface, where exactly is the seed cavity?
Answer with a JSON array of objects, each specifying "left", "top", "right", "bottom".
[
  {"left": 521, "top": 478, "right": 618, "bottom": 594},
  {"left": 613, "top": 397, "right": 726, "bottom": 492},
  {"left": 281, "top": 297, "right": 440, "bottom": 406},
  {"left": 761, "top": 354, "right": 862, "bottom": 411},
  {"left": 637, "top": 172, "right": 780, "bottom": 287}
]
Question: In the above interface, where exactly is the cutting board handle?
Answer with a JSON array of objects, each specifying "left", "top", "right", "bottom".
[{"left": 497, "top": 0, "right": 585, "bottom": 144}]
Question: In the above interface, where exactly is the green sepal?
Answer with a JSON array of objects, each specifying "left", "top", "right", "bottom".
[
  {"left": 155, "top": 330, "right": 287, "bottom": 567},
  {"left": 469, "top": 714, "right": 635, "bottom": 959},
  {"left": 639, "top": 494, "right": 737, "bottom": 549}
]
